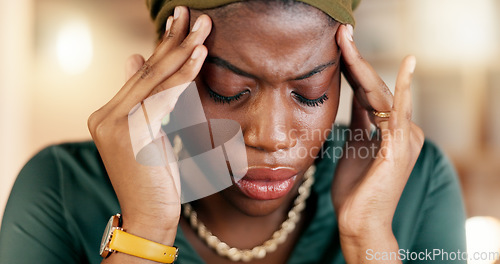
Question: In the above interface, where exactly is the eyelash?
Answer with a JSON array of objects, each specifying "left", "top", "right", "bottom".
[
  {"left": 207, "top": 87, "right": 329, "bottom": 108},
  {"left": 293, "top": 92, "right": 329, "bottom": 107},
  {"left": 207, "top": 87, "right": 247, "bottom": 104}
]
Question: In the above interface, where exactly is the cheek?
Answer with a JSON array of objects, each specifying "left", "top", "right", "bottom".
[{"left": 294, "top": 72, "right": 341, "bottom": 147}]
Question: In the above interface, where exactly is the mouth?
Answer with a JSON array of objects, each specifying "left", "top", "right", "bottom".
[{"left": 235, "top": 167, "right": 298, "bottom": 200}]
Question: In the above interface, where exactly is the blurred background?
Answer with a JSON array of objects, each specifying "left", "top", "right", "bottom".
[{"left": 1, "top": 0, "right": 499, "bottom": 262}]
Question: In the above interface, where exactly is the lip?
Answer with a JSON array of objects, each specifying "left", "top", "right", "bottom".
[{"left": 235, "top": 167, "right": 298, "bottom": 200}]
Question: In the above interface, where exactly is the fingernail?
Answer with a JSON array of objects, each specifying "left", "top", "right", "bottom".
[
  {"left": 165, "top": 16, "right": 173, "bottom": 32},
  {"left": 174, "top": 6, "right": 181, "bottom": 20},
  {"left": 191, "top": 46, "right": 202, "bottom": 59},
  {"left": 345, "top": 24, "right": 354, "bottom": 42},
  {"left": 192, "top": 17, "right": 202, "bottom": 32}
]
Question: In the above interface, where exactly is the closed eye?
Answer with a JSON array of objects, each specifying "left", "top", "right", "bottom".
[
  {"left": 292, "top": 92, "right": 329, "bottom": 107},
  {"left": 207, "top": 86, "right": 249, "bottom": 105}
]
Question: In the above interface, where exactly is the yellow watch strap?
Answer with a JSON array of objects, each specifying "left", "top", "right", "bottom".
[{"left": 109, "top": 229, "right": 178, "bottom": 263}]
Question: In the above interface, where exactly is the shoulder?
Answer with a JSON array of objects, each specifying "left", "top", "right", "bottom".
[
  {"left": 320, "top": 125, "right": 458, "bottom": 188},
  {"left": 22, "top": 140, "right": 119, "bottom": 211},
  {"left": 398, "top": 138, "right": 462, "bottom": 213},
  {"left": 405, "top": 139, "right": 461, "bottom": 200},
  {"left": 394, "top": 139, "right": 466, "bottom": 252},
  {"left": 307, "top": 125, "right": 466, "bottom": 259},
  {"left": 315, "top": 125, "right": 462, "bottom": 202},
  {"left": 33, "top": 141, "right": 105, "bottom": 175},
  {"left": 18, "top": 141, "right": 102, "bottom": 174},
  {"left": 327, "top": 126, "right": 466, "bottom": 253},
  {"left": 7, "top": 140, "right": 118, "bottom": 218},
  {"left": 1, "top": 141, "right": 119, "bottom": 263},
  {"left": 11, "top": 141, "right": 105, "bottom": 198},
  {"left": 12, "top": 141, "right": 112, "bottom": 200}
]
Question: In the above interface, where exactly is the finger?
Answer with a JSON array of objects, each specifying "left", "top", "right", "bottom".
[
  {"left": 152, "top": 45, "right": 208, "bottom": 97},
  {"left": 377, "top": 120, "right": 391, "bottom": 160},
  {"left": 153, "top": 6, "right": 191, "bottom": 60},
  {"left": 124, "top": 44, "right": 208, "bottom": 134},
  {"left": 146, "top": 45, "right": 208, "bottom": 128},
  {"left": 128, "top": 6, "right": 193, "bottom": 84},
  {"left": 141, "top": 14, "right": 212, "bottom": 85},
  {"left": 90, "top": 15, "right": 176, "bottom": 120},
  {"left": 409, "top": 123, "right": 424, "bottom": 162},
  {"left": 349, "top": 95, "right": 372, "bottom": 138},
  {"left": 116, "top": 15, "right": 212, "bottom": 114},
  {"left": 110, "top": 6, "right": 193, "bottom": 105},
  {"left": 127, "top": 46, "right": 207, "bottom": 179},
  {"left": 125, "top": 54, "right": 146, "bottom": 81},
  {"left": 88, "top": 54, "right": 147, "bottom": 125},
  {"left": 337, "top": 25, "right": 393, "bottom": 112},
  {"left": 390, "top": 55, "right": 416, "bottom": 132},
  {"left": 411, "top": 123, "right": 425, "bottom": 148}
]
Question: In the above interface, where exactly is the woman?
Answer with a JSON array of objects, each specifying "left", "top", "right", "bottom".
[{"left": 0, "top": 0, "right": 467, "bottom": 263}]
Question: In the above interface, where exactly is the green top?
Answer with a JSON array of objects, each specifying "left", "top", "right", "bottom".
[{"left": 0, "top": 127, "right": 467, "bottom": 263}]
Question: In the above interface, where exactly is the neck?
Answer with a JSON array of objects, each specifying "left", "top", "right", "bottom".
[
  {"left": 188, "top": 184, "right": 300, "bottom": 249},
  {"left": 179, "top": 167, "right": 316, "bottom": 263}
]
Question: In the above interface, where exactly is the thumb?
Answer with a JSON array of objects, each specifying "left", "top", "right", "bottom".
[{"left": 125, "top": 54, "right": 146, "bottom": 81}]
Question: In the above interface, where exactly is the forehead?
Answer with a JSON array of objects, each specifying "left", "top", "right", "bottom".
[{"left": 191, "top": 3, "right": 339, "bottom": 82}]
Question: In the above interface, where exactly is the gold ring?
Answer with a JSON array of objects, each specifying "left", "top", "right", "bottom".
[{"left": 372, "top": 110, "right": 391, "bottom": 118}]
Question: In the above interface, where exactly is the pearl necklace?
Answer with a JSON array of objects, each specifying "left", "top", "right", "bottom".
[{"left": 182, "top": 166, "right": 315, "bottom": 262}]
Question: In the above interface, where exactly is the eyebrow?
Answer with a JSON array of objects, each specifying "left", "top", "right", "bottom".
[
  {"left": 293, "top": 61, "right": 336, "bottom": 81},
  {"left": 206, "top": 56, "right": 257, "bottom": 79},
  {"left": 206, "top": 55, "right": 337, "bottom": 81}
]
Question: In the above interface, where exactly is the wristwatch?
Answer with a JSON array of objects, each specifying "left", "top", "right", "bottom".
[{"left": 100, "top": 214, "right": 178, "bottom": 263}]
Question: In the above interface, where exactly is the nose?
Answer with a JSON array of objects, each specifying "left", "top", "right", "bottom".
[{"left": 243, "top": 89, "right": 297, "bottom": 152}]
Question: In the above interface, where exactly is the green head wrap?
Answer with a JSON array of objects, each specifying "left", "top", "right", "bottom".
[{"left": 146, "top": 0, "right": 361, "bottom": 39}]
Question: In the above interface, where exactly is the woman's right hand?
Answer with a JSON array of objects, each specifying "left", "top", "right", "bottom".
[{"left": 87, "top": 6, "right": 211, "bottom": 250}]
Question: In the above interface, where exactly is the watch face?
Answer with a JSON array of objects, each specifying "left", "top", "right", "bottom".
[{"left": 99, "top": 216, "right": 115, "bottom": 256}]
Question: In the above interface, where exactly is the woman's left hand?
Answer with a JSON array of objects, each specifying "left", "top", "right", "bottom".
[{"left": 331, "top": 25, "right": 425, "bottom": 263}]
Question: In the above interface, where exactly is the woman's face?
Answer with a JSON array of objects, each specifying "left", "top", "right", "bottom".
[{"left": 191, "top": 2, "right": 341, "bottom": 216}]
